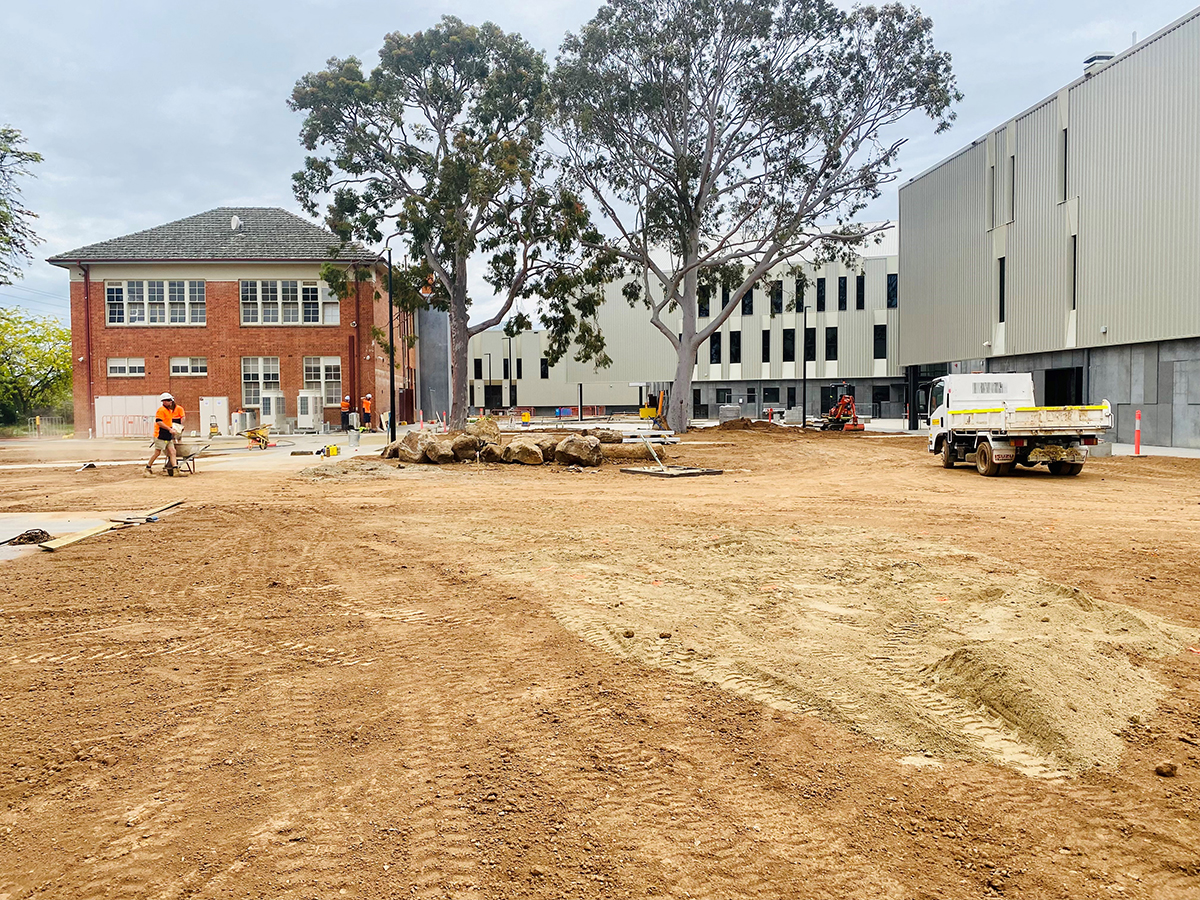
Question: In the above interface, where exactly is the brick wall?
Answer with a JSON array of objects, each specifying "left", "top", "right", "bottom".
[{"left": 69, "top": 270, "right": 413, "bottom": 435}]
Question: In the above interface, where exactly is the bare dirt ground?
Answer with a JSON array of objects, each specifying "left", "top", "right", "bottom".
[{"left": 1, "top": 428, "right": 1198, "bottom": 899}]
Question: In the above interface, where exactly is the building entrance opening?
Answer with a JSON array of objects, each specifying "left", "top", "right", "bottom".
[
  {"left": 1044, "top": 366, "right": 1083, "bottom": 406},
  {"left": 483, "top": 384, "right": 504, "bottom": 410}
]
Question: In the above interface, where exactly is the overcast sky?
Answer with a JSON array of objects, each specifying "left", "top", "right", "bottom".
[{"left": 2, "top": 0, "right": 1195, "bottom": 323}]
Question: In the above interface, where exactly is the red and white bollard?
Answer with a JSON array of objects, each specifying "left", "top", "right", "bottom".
[
  {"left": 419, "top": 410, "right": 424, "bottom": 431},
  {"left": 1134, "top": 409, "right": 1142, "bottom": 456},
  {"left": 443, "top": 411, "right": 449, "bottom": 434}
]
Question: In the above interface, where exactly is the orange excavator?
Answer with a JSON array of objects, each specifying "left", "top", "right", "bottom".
[{"left": 821, "top": 394, "right": 865, "bottom": 432}]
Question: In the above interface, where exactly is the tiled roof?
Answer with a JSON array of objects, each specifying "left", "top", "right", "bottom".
[{"left": 47, "top": 207, "right": 375, "bottom": 264}]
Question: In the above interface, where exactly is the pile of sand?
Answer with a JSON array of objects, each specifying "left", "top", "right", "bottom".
[
  {"left": 478, "top": 522, "right": 1193, "bottom": 777},
  {"left": 709, "top": 418, "right": 794, "bottom": 432},
  {"left": 298, "top": 457, "right": 406, "bottom": 481}
]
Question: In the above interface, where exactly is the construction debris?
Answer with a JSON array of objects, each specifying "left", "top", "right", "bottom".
[
  {"left": 620, "top": 466, "right": 724, "bottom": 478},
  {"left": 38, "top": 501, "right": 184, "bottom": 552},
  {"left": 4, "top": 529, "right": 52, "bottom": 545}
]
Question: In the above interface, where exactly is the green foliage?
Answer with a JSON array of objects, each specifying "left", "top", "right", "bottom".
[
  {"left": 0, "top": 309, "right": 71, "bottom": 424},
  {"left": 555, "top": 0, "right": 960, "bottom": 430},
  {"left": 318, "top": 262, "right": 374, "bottom": 302},
  {"left": 0, "top": 126, "right": 44, "bottom": 286},
  {"left": 290, "top": 17, "right": 619, "bottom": 425}
]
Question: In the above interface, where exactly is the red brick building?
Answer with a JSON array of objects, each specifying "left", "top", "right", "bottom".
[{"left": 49, "top": 207, "right": 416, "bottom": 437}]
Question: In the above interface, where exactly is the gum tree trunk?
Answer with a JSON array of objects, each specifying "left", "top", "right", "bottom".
[
  {"left": 448, "top": 283, "right": 470, "bottom": 430},
  {"left": 667, "top": 345, "right": 695, "bottom": 433}
]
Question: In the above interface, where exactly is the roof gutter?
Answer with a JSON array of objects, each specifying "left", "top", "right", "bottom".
[{"left": 46, "top": 256, "right": 378, "bottom": 266}]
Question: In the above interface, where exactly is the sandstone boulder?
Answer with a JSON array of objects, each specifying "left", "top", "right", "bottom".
[
  {"left": 502, "top": 440, "right": 544, "bottom": 465},
  {"left": 395, "top": 443, "right": 425, "bottom": 464},
  {"left": 383, "top": 431, "right": 431, "bottom": 463},
  {"left": 424, "top": 438, "right": 457, "bottom": 465},
  {"left": 478, "top": 443, "right": 505, "bottom": 463},
  {"left": 600, "top": 442, "right": 654, "bottom": 461},
  {"left": 589, "top": 428, "right": 625, "bottom": 444},
  {"left": 451, "top": 433, "right": 482, "bottom": 461},
  {"left": 554, "top": 434, "right": 602, "bottom": 467},
  {"left": 466, "top": 416, "right": 502, "bottom": 446},
  {"left": 527, "top": 434, "right": 561, "bottom": 461}
]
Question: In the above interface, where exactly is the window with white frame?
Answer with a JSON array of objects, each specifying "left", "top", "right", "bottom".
[
  {"left": 170, "top": 357, "right": 208, "bottom": 376},
  {"left": 241, "top": 280, "right": 337, "bottom": 326},
  {"left": 147, "top": 280, "right": 166, "bottom": 323},
  {"left": 241, "top": 356, "right": 280, "bottom": 407},
  {"left": 303, "top": 355, "right": 342, "bottom": 406},
  {"left": 105, "top": 280, "right": 206, "bottom": 326},
  {"left": 107, "top": 357, "right": 145, "bottom": 377}
]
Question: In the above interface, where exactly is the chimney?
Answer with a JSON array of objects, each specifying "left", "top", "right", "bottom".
[{"left": 1083, "top": 51, "right": 1115, "bottom": 75}]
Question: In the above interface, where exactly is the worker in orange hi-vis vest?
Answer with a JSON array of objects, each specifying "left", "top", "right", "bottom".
[
  {"left": 362, "top": 394, "right": 372, "bottom": 431},
  {"left": 146, "top": 392, "right": 179, "bottom": 475},
  {"left": 340, "top": 395, "right": 351, "bottom": 431}
]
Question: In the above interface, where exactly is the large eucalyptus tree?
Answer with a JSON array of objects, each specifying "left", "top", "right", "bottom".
[
  {"left": 292, "top": 17, "right": 615, "bottom": 428},
  {"left": 556, "top": 0, "right": 960, "bottom": 431}
]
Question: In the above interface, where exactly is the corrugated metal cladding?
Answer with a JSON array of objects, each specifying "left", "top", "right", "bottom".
[
  {"left": 898, "top": 142, "right": 991, "bottom": 365},
  {"left": 899, "top": 7, "right": 1200, "bottom": 367}
]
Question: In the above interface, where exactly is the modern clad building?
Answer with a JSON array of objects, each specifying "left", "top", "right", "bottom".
[
  {"left": 898, "top": 7, "right": 1200, "bottom": 446},
  {"left": 468, "top": 232, "right": 903, "bottom": 420}
]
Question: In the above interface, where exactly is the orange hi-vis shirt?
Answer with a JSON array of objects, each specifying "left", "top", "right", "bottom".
[
  {"left": 340, "top": 399, "right": 350, "bottom": 412},
  {"left": 363, "top": 398, "right": 372, "bottom": 414},
  {"left": 154, "top": 406, "right": 175, "bottom": 439},
  {"left": 171, "top": 404, "right": 185, "bottom": 426}
]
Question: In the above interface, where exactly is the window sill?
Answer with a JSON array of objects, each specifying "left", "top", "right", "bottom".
[
  {"left": 106, "top": 323, "right": 208, "bottom": 327},
  {"left": 169, "top": 373, "right": 209, "bottom": 378},
  {"left": 240, "top": 323, "right": 340, "bottom": 328}
]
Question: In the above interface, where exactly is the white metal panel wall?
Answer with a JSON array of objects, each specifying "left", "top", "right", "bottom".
[
  {"left": 898, "top": 142, "right": 992, "bottom": 366},
  {"left": 1071, "top": 16, "right": 1200, "bottom": 347},
  {"left": 1007, "top": 98, "right": 1073, "bottom": 354},
  {"left": 469, "top": 240, "right": 901, "bottom": 407},
  {"left": 899, "top": 8, "right": 1200, "bottom": 367}
]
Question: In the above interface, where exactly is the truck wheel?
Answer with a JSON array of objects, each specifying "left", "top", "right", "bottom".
[
  {"left": 941, "top": 440, "right": 955, "bottom": 468},
  {"left": 975, "top": 443, "right": 1001, "bottom": 477},
  {"left": 1048, "top": 461, "right": 1083, "bottom": 476}
]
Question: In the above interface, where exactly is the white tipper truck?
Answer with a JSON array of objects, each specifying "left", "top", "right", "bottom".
[{"left": 926, "top": 373, "right": 1112, "bottom": 477}]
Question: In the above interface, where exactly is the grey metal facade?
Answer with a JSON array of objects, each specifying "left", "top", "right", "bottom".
[{"left": 899, "top": 7, "right": 1200, "bottom": 446}]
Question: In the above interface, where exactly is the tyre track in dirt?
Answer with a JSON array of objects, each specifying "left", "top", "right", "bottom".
[{"left": 4, "top": 446, "right": 1200, "bottom": 899}]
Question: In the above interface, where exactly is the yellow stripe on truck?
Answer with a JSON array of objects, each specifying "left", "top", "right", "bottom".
[{"left": 1013, "top": 405, "right": 1109, "bottom": 412}]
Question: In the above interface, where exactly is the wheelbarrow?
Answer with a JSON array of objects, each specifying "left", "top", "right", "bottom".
[{"left": 237, "top": 424, "right": 272, "bottom": 450}]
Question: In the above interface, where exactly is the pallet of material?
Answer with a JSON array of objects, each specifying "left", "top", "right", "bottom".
[{"left": 620, "top": 466, "right": 723, "bottom": 478}]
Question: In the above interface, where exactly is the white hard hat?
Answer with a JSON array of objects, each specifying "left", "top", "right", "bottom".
[
  {"left": 344, "top": 395, "right": 349, "bottom": 399},
  {"left": 159, "top": 392, "right": 174, "bottom": 402},
  {"left": 366, "top": 393, "right": 372, "bottom": 398}
]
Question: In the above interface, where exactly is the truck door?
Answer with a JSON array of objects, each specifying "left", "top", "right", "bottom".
[{"left": 929, "top": 380, "right": 946, "bottom": 426}]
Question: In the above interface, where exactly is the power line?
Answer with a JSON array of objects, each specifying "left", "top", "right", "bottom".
[
  {"left": 0, "top": 293, "right": 66, "bottom": 310},
  {"left": 0, "top": 293, "right": 70, "bottom": 318},
  {"left": 0, "top": 281, "right": 70, "bottom": 300}
]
